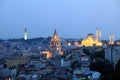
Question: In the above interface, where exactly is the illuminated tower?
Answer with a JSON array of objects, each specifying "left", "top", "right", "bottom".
[
  {"left": 109, "top": 34, "right": 114, "bottom": 45},
  {"left": 24, "top": 28, "right": 28, "bottom": 40},
  {"left": 99, "top": 29, "right": 102, "bottom": 41},
  {"left": 96, "top": 28, "right": 102, "bottom": 41},
  {"left": 50, "top": 29, "right": 61, "bottom": 56},
  {"left": 96, "top": 29, "right": 99, "bottom": 41}
]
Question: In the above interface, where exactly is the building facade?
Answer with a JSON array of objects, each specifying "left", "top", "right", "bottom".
[
  {"left": 105, "top": 46, "right": 120, "bottom": 67},
  {"left": 6, "top": 57, "right": 30, "bottom": 68}
]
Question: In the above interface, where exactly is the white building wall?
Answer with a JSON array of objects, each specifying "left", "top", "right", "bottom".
[
  {"left": 105, "top": 46, "right": 120, "bottom": 67},
  {"left": 61, "top": 59, "right": 71, "bottom": 67}
]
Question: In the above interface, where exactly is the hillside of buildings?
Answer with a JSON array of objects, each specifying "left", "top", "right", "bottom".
[{"left": 0, "top": 30, "right": 120, "bottom": 80}]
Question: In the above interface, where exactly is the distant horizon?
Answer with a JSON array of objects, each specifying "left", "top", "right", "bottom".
[
  {"left": 0, "top": 28, "right": 119, "bottom": 40},
  {"left": 0, "top": 33, "right": 118, "bottom": 41}
]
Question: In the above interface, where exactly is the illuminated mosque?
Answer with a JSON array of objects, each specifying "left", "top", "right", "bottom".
[{"left": 81, "top": 29, "right": 102, "bottom": 47}]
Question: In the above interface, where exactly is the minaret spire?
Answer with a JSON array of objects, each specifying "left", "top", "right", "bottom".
[
  {"left": 54, "top": 29, "right": 57, "bottom": 34},
  {"left": 109, "top": 34, "right": 114, "bottom": 45},
  {"left": 53, "top": 29, "right": 58, "bottom": 39},
  {"left": 25, "top": 27, "right": 27, "bottom": 32},
  {"left": 24, "top": 27, "right": 28, "bottom": 40},
  {"left": 96, "top": 28, "right": 102, "bottom": 41},
  {"left": 99, "top": 29, "right": 102, "bottom": 41},
  {"left": 96, "top": 28, "right": 99, "bottom": 41}
]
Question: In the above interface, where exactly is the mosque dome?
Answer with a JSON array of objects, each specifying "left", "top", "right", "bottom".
[{"left": 87, "top": 33, "right": 94, "bottom": 36}]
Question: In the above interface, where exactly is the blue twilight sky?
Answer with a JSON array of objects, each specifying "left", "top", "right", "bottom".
[{"left": 0, "top": 0, "right": 120, "bottom": 40}]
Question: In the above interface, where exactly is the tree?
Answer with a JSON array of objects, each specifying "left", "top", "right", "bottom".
[
  {"left": 66, "top": 77, "right": 72, "bottom": 80},
  {"left": 90, "top": 49, "right": 105, "bottom": 60},
  {"left": 81, "top": 78, "right": 90, "bottom": 80},
  {"left": 3, "top": 64, "right": 7, "bottom": 68},
  {"left": 114, "top": 59, "right": 120, "bottom": 80},
  {"left": 90, "top": 60, "right": 114, "bottom": 80},
  {"left": 71, "top": 61, "right": 80, "bottom": 69},
  {"left": 83, "top": 49, "right": 90, "bottom": 55}
]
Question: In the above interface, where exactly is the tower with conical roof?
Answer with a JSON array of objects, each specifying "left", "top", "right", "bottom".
[
  {"left": 24, "top": 28, "right": 28, "bottom": 40},
  {"left": 50, "top": 29, "right": 61, "bottom": 56}
]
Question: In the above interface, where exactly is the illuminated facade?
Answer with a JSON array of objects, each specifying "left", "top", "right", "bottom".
[
  {"left": 81, "top": 33, "right": 102, "bottom": 47},
  {"left": 24, "top": 28, "right": 28, "bottom": 40},
  {"left": 41, "top": 51, "right": 52, "bottom": 59},
  {"left": 50, "top": 29, "right": 62, "bottom": 56}
]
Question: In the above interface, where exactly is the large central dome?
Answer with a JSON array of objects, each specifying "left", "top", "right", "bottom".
[{"left": 87, "top": 33, "right": 94, "bottom": 36}]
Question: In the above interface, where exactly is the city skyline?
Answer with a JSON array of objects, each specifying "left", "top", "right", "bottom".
[{"left": 0, "top": 0, "right": 120, "bottom": 40}]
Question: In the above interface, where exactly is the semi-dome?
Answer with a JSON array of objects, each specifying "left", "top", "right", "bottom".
[{"left": 87, "top": 33, "right": 94, "bottom": 36}]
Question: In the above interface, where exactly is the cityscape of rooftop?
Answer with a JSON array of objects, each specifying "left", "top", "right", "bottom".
[
  {"left": 0, "top": 0, "right": 120, "bottom": 40},
  {"left": 1, "top": 1, "right": 120, "bottom": 80}
]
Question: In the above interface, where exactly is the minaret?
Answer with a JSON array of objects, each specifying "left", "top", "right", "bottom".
[
  {"left": 96, "top": 28, "right": 99, "bottom": 41},
  {"left": 50, "top": 29, "right": 61, "bottom": 56},
  {"left": 109, "top": 34, "right": 114, "bottom": 45},
  {"left": 24, "top": 28, "right": 28, "bottom": 40},
  {"left": 96, "top": 28, "right": 102, "bottom": 41},
  {"left": 99, "top": 29, "right": 102, "bottom": 41}
]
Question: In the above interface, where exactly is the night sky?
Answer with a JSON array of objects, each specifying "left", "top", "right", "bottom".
[{"left": 0, "top": 0, "right": 120, "bottom": 40}]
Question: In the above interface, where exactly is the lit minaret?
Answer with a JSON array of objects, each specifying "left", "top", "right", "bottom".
[
  {"left": 50, "top": 29, "right": 61, "bottom": 56},
  {"left": 99, "top": 29, "right": 102, "bottom": 41},
  {"left": 96, "top": 28, "right": 99, "bottom": 41},
  {"left": 24, "top": 28, "right": 28, "bottom": 40},
  {"left": 109, "top": 34, "right": 114, "bottom": 45},
  {"left": 96, "top": 28, "right": 102, "bottom": 41}
]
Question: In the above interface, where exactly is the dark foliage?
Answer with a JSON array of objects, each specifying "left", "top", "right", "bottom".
[
  {"left": 83, "top": 49, "right": 90, "bottom": 55},
  {"left": 90, "top": 49, "right": 105, "bottom": 59},
  {"left": 90, "top": 60, "right": 114, "bottom": 80},
  {"left": 114, "top": 59, "right": 120, "bottom": 80}
]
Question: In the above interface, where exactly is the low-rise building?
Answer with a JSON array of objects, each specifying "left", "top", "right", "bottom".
[
  {"left": 61, "top": 59, "right": 71, "bottom": 67},
  {"left": 105, "top": 46, "right": 120, "bottom": 67},
  {"left": 6, "top": 57, "right": 30, "bottom": 68},
  {"left": 73, "top": 68, "right": 101, "bottom": 80}
]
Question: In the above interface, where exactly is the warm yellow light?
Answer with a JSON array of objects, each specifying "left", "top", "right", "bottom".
[
  {"left": 54, "top": 35, "right": 57, "bottom": 39},
  {"left": 47, "top": 52, "right": 52, "bottom": 59},
  {"left": 57, "top": 47, "right": 59, "bottom": 50},
  {"left": 60, "top": 51, "right": 63, "bottom": 55},
  {"left": 41, "top": 51, "right": 52, "bottom": 59},
  {"left": 67, "top": 42, "right": 71, "bottom": 46},
  {"left": 81, "top": 34, "right": 102, "bottom": 47}
]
